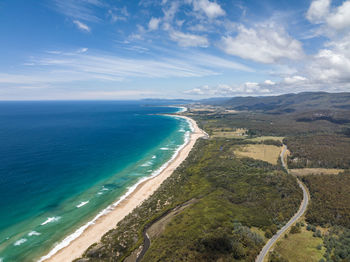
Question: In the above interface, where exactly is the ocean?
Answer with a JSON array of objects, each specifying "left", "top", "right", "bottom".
[{"left": 0, "top": 101, "right": 191, "bottom": 262}]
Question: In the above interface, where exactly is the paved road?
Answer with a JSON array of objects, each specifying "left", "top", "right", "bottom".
[{"left": 255, "top": 145, "right": 309, "bottom": 262}]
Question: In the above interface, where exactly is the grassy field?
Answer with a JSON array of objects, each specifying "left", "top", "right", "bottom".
[
  {"left": 234, "top": 144, "right": 282, "bottom": 165},
  {"left": 212, "top": 128, "right": 247, "bottom": 138},
  {"left": 289, "top": 168, "right": 343, "bottom": 176},
  {"left": 246, "top": 136, "right": 284, "bottom": 142},
  {"left": 273, "top": 226, "right": 324, "bottom": 262}
]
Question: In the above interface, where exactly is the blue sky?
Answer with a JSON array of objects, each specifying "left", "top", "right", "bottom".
[{"left": 0, "top": 0, "right": 350, "bottom": 100}]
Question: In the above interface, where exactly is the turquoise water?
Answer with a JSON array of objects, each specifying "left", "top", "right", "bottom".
[{"left": 0, "top": 101, "right": 191, "bottom": 262}]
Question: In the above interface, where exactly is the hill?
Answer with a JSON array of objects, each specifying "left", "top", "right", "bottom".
[{"left": 209, "top": 92, "right": 350, "bottom": 114}]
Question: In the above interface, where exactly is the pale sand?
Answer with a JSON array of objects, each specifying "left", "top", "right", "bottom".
[{"left": 43, "top": 115, "right": 205, "bottom": 262}]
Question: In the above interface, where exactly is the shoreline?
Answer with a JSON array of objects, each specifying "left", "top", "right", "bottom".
[{"left": 41, "top": 114, "right": 205, "bottom": 262}]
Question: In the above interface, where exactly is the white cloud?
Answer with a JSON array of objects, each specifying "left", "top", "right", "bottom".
[
  {"left": 176, "top": 20, "right": 185, "bottom": 27},
  {"left": 306, "top": 0, "right": 330, "bottom": 24},
  {"left": 326, "top": 1, "right": 350, "bottom": 30},
  {"left": 284, "top": 75, "right": 307, "bottom": 84},
  {"left": 53, "top": 0, "right": 102, "bottom": 22},
  {"left": 184, "top": 82, "right": 272, "bottom": 97},
  {"left": 306, "top": 0, "right": 350, "bottom": 31},
  {"left": 35, "top": 53, "right": 216, "bottom": 79},
  {"left": 129, "top": 33, "right": 144, "bottom": 41},
  {"left": 220, "top": 24, "right": 304, "bottom": 63},
  {"left": 307, "top": 36, "right": 350, "bottom": 83},
  {"left": 184, "top": 87, "right": 205, "bottom": 95},
  {"left": 188, "top": 53, "right": 253, "bottom": 72},
  {"left": 73, "top": 20, "right": 91, "bottom": 32},
  {"left": 244, "top": 82, "right": 259, "bottom": 88},
  {"left": 0, "top": 87, "right": 159, "bottom": 100},
  {"left": 77, "top": 48, "right": 88, "bottom": 53},
  {"left": 77, "top": 90, "right": 158, "bottom": 99},
  {"left": 0, "top": 48, "right": 253, "bottom": 87},
  {"left": 108, "top": 7, "right": 129, "bottom": 22},
  {"left": 264, "top": 80, "right": 275, "bottom": 85},
  {"left": 188, "top": 24, "right": 207, "bottom": 32},
  {"left": 169, "top": 30, "right": 209, "bottom": 47},
  {"left": 191, "top": 0, "right": 225, "bottom": 19},
  {"left": 162, "top": 1, "right": 180, "bottom": 22},
  {"left": 148, "top": 17, "right": 161, "bottom": 31}
]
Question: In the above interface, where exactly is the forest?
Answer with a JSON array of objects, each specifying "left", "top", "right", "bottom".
[
  {"left": 302, "top": 171, "right": 350, "bottom": 228},
  {"left": 77, "top": 138, "right": 302, "bottom": 261},
  {"left": 285, "top": 135, "right": 350, "bottom": 169}
]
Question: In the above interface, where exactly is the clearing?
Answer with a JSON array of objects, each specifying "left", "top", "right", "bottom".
[
  {"left": 273, "top": 226, "right": 324, "bottom": 262},
  {"left": 246, "top": 136, "right": 284, "bottom": 142},
  {"left": 212, "top": 128, "right": 248, "bottom": 138},
  {"left": 289, "top": 168, "right": 343, "bottom": 176},
  {"left": 234, "top": 144, "right": 282, "bottom": 165}
]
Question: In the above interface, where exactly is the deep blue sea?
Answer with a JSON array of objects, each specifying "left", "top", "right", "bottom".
[{"left": 0, "top": 101, "right": 191, "bottom": 262}]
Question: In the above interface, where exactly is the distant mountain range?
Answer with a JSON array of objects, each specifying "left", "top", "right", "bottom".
[{"left": 202, "top": 92, "right": 350, "bottom": 113}]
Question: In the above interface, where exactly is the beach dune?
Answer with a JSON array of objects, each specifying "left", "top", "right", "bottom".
[{"left": 42, "top": 115, "right": 205, "bottom": 262}]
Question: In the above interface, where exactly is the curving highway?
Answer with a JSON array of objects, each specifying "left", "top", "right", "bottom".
[{"left": 255, "top": 145, "right": 309, "bottom": 262}]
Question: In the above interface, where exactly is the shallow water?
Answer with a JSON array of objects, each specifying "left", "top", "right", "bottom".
[{"left": 0, "top": 101, "right": 190, "bottom": 261}]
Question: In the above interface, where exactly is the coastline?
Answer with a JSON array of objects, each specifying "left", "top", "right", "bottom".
[{"left": 41, "top": 115, "right": 205, "bottom": 262}]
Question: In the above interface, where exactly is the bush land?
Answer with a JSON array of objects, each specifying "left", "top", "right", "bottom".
[{"left": 78, "top": 138, "right": 302, "bottom": 261}]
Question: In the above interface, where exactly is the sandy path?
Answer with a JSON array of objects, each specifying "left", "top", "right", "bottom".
[{"left": 42, "top": 115, "right": 205, "bottom": 262}]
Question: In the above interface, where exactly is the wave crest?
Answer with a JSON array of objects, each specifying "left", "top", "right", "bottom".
[
  {"left": 28, "top": 231, "right": 41, "bottom": 237},
  {"left": 14, "top": 238, "right": 27, "bottom": 246},
  {"left": 76, "top": 201, "right": 89, "bottom": 208},
  {"left": 41, "top": 217, "right": 61, "bottom": 226}
]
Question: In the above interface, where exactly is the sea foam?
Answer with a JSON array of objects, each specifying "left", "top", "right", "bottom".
[
  {"left": 14, "top": 238, "right": 27, "bottom": 246},
  {"left": 141, "top": 161, "right": 153, "bottom": 167},
  {"left": 28, "top": 231, "right": 41, "bottom": 237},
  {"left": 76, "top": 201, "right": 89, "bottom": 208},
  {"left": 41, "top": 217, "right": 61, "bottom": 226},
  {"left": 38, "top": 115, "right": 193, "bottom": 262},
  {"left": 176, "top": 107, "right": 187, "bottom": 113}
]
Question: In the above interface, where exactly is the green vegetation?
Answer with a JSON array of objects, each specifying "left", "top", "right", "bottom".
[
  {"left": 302, "top": 171, "right": 350, "bottom": 228},
  {"left": 191, "top": 111, "right": 345, "bottom": 137},
  {"left": 273, "top": 171, "right": 350, "bottom": 262},
  {"left": 220, "top": 92, "right": 350, "bottom": 115},
  {"left": 285, "top": 135, "right": 350, "bottom": 169},
  {"left": 290, "top": 225, "right": 301, "bottom": 234},
  {"left": 294, "top": 171, "right": 350, "bottom": 262},
  {"left": 289, "top": 168, "right": 343, "bottom": 176},
  {"left": 190, "top": 93, "right": 350, "bottom": 138},
  {"left": 272, "top": 226, "right": 324, "bottom": 262},
  {"left": 322, "top": 226, "right": 350, "bottom": 261},
  {"left": 78, "top": 138, "right": 302, "bottom": 261},
  {"left": 246, "top": 136, "right": 284, "bottom": 143},
  {"left": 77, "top": 92, "right": 350, "bottom": 262}
]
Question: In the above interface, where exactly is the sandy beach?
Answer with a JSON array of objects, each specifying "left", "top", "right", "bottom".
[{"left": 42, "top": 115, "right": 205, "bottom": 262}]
